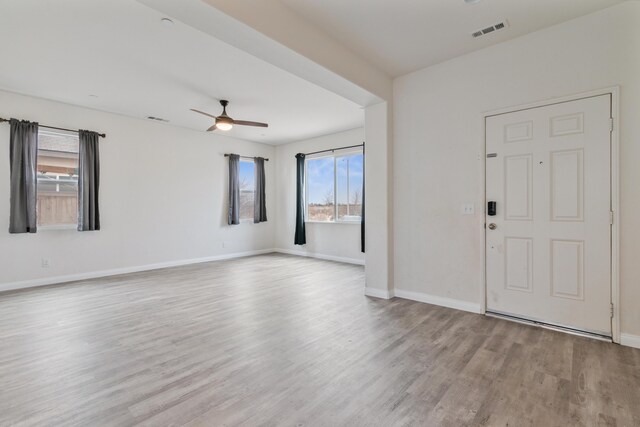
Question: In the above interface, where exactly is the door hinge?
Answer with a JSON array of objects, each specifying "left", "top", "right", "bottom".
[
  {"left": 610, "top": 303, "right": 614, "bottom": 318},
  {"left": 610, "top": 118, "right": 614, "bottom": 132},
  {"left": 610, "top": 211, "right": 614, "bottom": 225}
]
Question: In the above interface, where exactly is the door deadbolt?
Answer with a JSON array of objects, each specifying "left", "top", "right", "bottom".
[
  {"left": 488, "top": 201, "right": 496, "bottom": 216},
  {"left": 488, "top": 223, "right": 497, "bottom": 230}
]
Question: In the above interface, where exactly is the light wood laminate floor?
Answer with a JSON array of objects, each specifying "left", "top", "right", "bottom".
[{"left": 1, "top": 254, "right": 639, "bottom": 427}]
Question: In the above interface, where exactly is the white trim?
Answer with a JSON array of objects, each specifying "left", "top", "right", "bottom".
[
  {"left": 483, "top": 87, "right": 620, "bottom": 117},
  {"left": 274, "top": 248, "right": 365, "bottom": 265},
  {"left": 305, "top": 220, "right": 361, "bottom": 225},
  {"left": 394, "top": 289, "right": 483, "bottom": 314},
  {"left": 482, "top": 86, "right": 621, "bottom": 343},
  {"left": 364, "top": 287, "right": 393, "bottom": 299},
  {"left": 486, "top": 312, "right": 612, "bottom": 342},
  {"left": 38, "top": 224, "right": 78, "bottom": 231},
  {"left": 0, "top": 249, "right": 275, "bottom": 293},
  {"left": 610, "top": 87, "right": 621, "bottom": 344},
  {"left": 620, "top": 333, "right": 640, "bottom": 350},
  {"left": 479, "top": 111, "right": 487, "bottom": 315}
]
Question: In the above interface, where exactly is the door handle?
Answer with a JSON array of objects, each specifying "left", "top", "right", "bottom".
[{"left": 488, "top": 223, "right": 497, "bottom": 230}]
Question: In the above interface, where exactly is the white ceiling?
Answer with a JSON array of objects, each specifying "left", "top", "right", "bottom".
[
  {"left": 279, "top": 0, "right": 625, "bottom": 77},
  {"left": 0, "top": 0, "right": 363, "bottom": 145}
]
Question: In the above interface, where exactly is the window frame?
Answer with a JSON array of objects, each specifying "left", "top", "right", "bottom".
[
  {"left": 304, "top": 147, "right": 363, "bottom": 224},
  {"left": 36, "top": 129, "right": 80, "bottom": 231}
]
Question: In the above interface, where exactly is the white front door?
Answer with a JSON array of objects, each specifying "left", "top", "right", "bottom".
[{"left": 485, "top": 94, "right": 612, "bottom": 337}]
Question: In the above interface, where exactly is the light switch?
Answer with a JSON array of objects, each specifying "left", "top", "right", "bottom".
[{"left": 461, "top": 203, "right": 475, "bottom": 215}]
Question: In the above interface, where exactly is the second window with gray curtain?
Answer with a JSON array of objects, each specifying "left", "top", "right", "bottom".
[{"left": 228, "top": 154, "right": 267, "bottom": 225}]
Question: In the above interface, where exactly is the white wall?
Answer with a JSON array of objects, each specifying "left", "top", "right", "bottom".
[
  {"left": 0, "top": 90, "right": 275, "bottom": 289},
  {"left": 275, "top": 128, "right": 365, "bottom": 264},
  {"left": 393, "top": 3, "right": 640, "bottom": 335},
  {"left": 364, "top": 102, "right": 393, "bottom": 297}
]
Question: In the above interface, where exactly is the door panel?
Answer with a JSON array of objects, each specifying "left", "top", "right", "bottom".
[
  {"left": 550, "top": 239, "right": 584, "bottom": 300},
  {"left": 486, "top": 95, "right": 611, "bottom": 336},
  {"left": 550, "top": 149, "right": 584, "bottom": 221},
  {"left": 504, "top": 154, "right": 533, "bottom": 220},
  {"left": 504, "top": 237, "right": 533, "bottom": 292}
]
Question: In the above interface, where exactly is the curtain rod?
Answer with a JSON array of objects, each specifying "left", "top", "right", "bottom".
[
  {"left": 224, "top": 153, "right": 269, "bottom": 161},
  {"left": 303, "top": 142, "right": 364, "bottom": 157},
  {"left": 0, "top": 117, "right": 106, "bottom": 138}
]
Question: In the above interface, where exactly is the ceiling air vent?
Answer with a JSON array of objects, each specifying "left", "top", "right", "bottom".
[
  {"left": 147, "top": 116, "right": 169, "bottom": 122},
  {"left": 472, "top": 20, "right": 508, "bottom": 38}
]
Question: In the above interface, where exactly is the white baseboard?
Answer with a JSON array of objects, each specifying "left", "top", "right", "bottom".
[
  {"left": 620, "top": 333, "right": 640, "bottom": 349},
  {"left": 364, "top": 287, "right": 394, "bottom": 299},
  {"left": 274, "top": 248, "right": 365, "bottom": 266},
  {"left": 0, "top": 248, "right": 276, "bottom": 293},
  {"left": 393, "top": 288, "right": 483, "bottom": 314}
]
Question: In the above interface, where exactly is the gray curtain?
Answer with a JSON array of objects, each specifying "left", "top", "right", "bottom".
[
  {"left": 228, "top": 154, "right": 240, "bottom": 225},
  {"left": 9, "top": 119, "right": 39, "bottom": 233},
  {"left": 294, "top": 153, "right": 306, "bottom": 245},
  {"left": 78, "top": 130, "right": 100, "bottom": 231},
  {"left": 361, "top": 144, "right": 365, "bottom": 253},
  {"left": 254, "top": 157, "right": 267, "bottom": 223}
]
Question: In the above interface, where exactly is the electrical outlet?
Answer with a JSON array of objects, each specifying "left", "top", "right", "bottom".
[{"left": 41, "top": 258, "right": 51, "bottom": 268}]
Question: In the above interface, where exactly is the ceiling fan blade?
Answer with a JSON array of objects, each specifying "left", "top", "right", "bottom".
[
  {"left": 233, "top": 119, "right": 269, "bottom": 128},
  {"left": 190, "top": 108, "right": 218, "bottom": 120},
  {"left": 206, "top": 124, "right": 217, "bottom": 132}
]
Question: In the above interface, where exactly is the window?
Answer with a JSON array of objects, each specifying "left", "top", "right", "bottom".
[
  {"left": 306, "top": 150, "right": 363, "bottom": 223},
  {"left": 239, "top": 159, "right": 255, "bottom": 221},
  {"left": 306, "top": 156, "right": 335, "bottom": 221},
  {"left": 36, "top": 130, "right": 79, "bottom": 227}
]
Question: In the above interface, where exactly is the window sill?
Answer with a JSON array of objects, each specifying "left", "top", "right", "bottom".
[
  {"left": 38, "top": 224, "right": 78, "bottom": 231},
  {"left": 305, "top": 220, "right": 361, "bottom": 225}
]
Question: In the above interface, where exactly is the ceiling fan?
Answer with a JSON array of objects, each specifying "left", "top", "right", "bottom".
[{"left": 190, "top": 100, "right": 268, "bottom": 132}]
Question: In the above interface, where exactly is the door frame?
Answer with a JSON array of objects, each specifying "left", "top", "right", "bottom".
[{"left": 480, "top": 86, "right": 620, "bottom": 343}]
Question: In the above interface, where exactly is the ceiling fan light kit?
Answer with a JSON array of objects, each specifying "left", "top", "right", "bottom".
[
  {"left": 215, "top": 118, "right": 233, "bottom": 131},
  {"left": 190, "top": 100, "right": 268, "bottom": 132}
]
